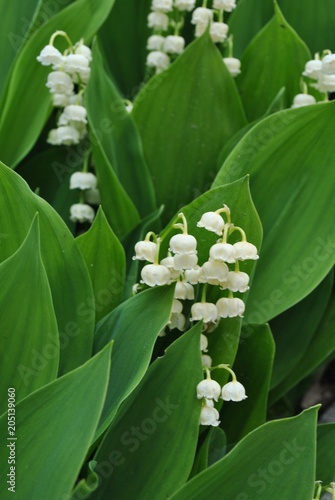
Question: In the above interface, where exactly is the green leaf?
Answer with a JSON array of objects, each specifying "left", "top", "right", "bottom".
[
  {"left": 236, "top": 3, "right": 310, "bottom": 120},
  {"left": 93, "top": 323, "right": 203, "bottom": 499},
  {"left": 170, "top": 407, "right": 319, "bottom": 500},
  {"left": 133, "top": 32, "right": 247, "bottom": 223},
  {"left": 213, "top": 102, "right": 335, "bottom": 323},
  {"left": 0, "top": 161, "right": 94, "bottom": 375},
  {"left": 0, "top": 343, "right": 112, "bottom": 500},
  {"left": 85, "top": 41, "right": 156, "bottom": 219},
  {"left": 76, "top": 207, "right": 126, "bottom": 322},
  {"left": 190, "top": 427, "right": 227, "bottom": 478},
  {"left": 0, "top": 0, "right": 115, "bottom": 167},
  {"left": 316, "top": 423, "right": 335, "bottom": 484},
  {"left": 0, "top": 215, "right": 59, "bottom": 405},
  {"left": 93, "top": 285, "right": 175, "bottom": 438}
]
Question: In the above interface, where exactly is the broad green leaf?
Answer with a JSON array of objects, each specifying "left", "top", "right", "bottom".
[
  {"left": 133, "top": 32, "right": 247, "bottom": 223},
  {"left": 76, "top": 207, "right": 126, "bottom": 322},
  {"left": 213, "top": 102, "right": 335, "bottom": 323},
  {"left": 0, "top": 0, "right": 115, "bottom": 167},
  {"left": 236, "top": 3, "right": 310, "bottom": 120},
  {"left": 0, "top": 216, "right": 59, "bottom": 406},
  {"left": 0, "top": 161, "right": 94, "bottom": 375},
  {"left": 93, "top": 324, "right": 203, "bottom": 499},
  {"left": 270, "top": 272, "right": 333, "bottom": 389},
  {"left": 86, "top": 42, "right": 156, "bottom": 218},
  {"left": 316, "top": 423, "right": 335, "bottom": 484},
  {"left": 0, "top": 343, "right": 112, "bottom": 500},
  {"left": 171, "top": 407, "right": 318, "bottom": 500},
  {"left": 93, "top": 285, "right": 175, "bottom": 437},
  {"left": 219, "top": 324, "right": 275, "bottom": 445},
  {"left": 190, "top": 427, "right": 227, "bottom": 478}
]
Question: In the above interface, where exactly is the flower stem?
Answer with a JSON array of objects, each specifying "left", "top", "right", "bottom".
[{"left": 49, "top": 30, "right": 73, "bottom": 49}]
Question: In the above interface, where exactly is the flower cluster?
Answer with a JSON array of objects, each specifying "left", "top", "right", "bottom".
[
  {"left": 146, "top": 0, "right": 241, "bottom": 77},
  {"left": 37, "top": 31, "right": 92, "bottom": 146},
  {"left": 69, "top": 170, "right": 99, "bottom": 224}
]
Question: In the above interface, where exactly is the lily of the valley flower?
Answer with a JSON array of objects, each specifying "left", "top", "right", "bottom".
[
  {"left": 210, "top": 22, "right": 229, "bottom": 43},
  {"left": 303, "top": 59, "right": 322, "bottom": 79},
  {"left": 221, "top": 380, "right": 247, "bottom": 401},
  {"left": 147, "top": 35, "right": 166, "bottom": 51},
  {"left": 37, "top": 45, "right": 63, "bottom": 67},
  {"left": 46, "top": 71, "right": 74, "bottom": 95},
  {"left": 233, "top": 241, "right": 259, "bottom": 260},
  {"left": 223, "top": 57, "right": 241, "bottom": 77},
  {"left": 70, "top": 172, "right": 97, "bottom": 190},
  {"left": 175, "top": 0, "right": 196, "bottom": 10},
  {"left": 47, "top": 126, "right": 80, "bottom": 146},
  {"left": 70, "top": 203, "right": 95, "bottom": 223},
  {"left": 200, "top": 401, "right": 220, "bottom": 427},
  {"left": 213, "top": 0, "right": 236, "bottom": 11},
  {"left": 191, "top": 302, "right": 218, "bottom": 323},
  {"left": 133, "top": 241, "right": 157, "bottom": 262},
  {"left": 197, "top": 378, "right": 221, "bottom": 401},
  {"left": 216, "top": 297, "right": 245, "bottom": 318},
  {"left": 191, "top": 7, "right": 213, "bottom": 25},
  {"left": 164, "top": 35, "right": 185, "bottom": 54},
  {"left": 147, "top": 11, "right": 169, "bottom": 30},
  {"left": 141, "top": 264, "right": 171, "bottom": 286},
  {"left": 291, "top": 93, "right": 316, "bottom": 108},
  {"left": 146, "top": 51, "right": 170, "bottom": 73},
  {"left": 227, "top": 271, "right": 250, "bottom": 293},
  {"left": 209, "top": 242, "right": 236, "bottom": 263},
  {"left": 151, "top": 0, "right": 173, "bottom": 12}
]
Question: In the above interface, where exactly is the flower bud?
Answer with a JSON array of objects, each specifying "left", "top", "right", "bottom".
[
  {"left": 200, "top": 404, "right": 220, "bottom": 426},
  {"left": 223, "top": 57, "right": 241, "bottom": 77}
]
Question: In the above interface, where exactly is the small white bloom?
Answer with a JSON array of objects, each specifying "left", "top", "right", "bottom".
[
  {"left": 37, "top": 45, "right": 63, "bottom": 67},
  {"left": 84, "top": 188, "right": 101, "bottom": 205},
  {"left": 202, "top": 261, "right": 229, "bottom": 283},
  {"left": 223, "top": 57, "right": 241, "bottom": 77},
  {"left": 184, "top": 266, "right": 202, "bottom": 284},
  {"left": 174, "top": 281, "right": 194, "bottom": 300},
  {"left": 216, "top": 297, "right": 245, "bottom": 318},
  {"left": 147, "top": 11, "right": 169, "bottom": 30},
  {"left": 172, "top": 299, "right": 183, "bottom": 314},
  {"left": 77, "top": 67, "right": 91, "bottom": 84},
  {"left": 291, "top": 93, "right": 316, "bottom": 108},
  {"left": 227, "top": 271, "right": 250, "bottom": 293},
  {"left": 152, "top": 0, "right": 173, "bottom": 12},
  {"left": 141, "top": 264, "right": 171, "bottom": 286},
  {"left": 125, "top": 102, "right": 133, "bottom": 113},
  {"left": 74, "top": 43, "right": 92, "bottom": 62},
  {"left": 197, "top": 378, "right": 221, "bottom": 401},
  {"left": 46, "top": 71, "right": 74, "bottom": 95},
  {"left": 70, "top": 172, "right": 97, "bottom": 190},
  {"left": 210, "top": 22, "right": 229, "bottom": 43},
  {"left": 174, "top": 253, "right": 198, "bottom": 270},
  {"left": 315, "top": 73, "right": 335, "bottom": 92},
  {"left": 322, "top": 54, "right": 335, "bottom": 75},
  {"left": 200, "top": 403, "right": 220, "bottom": 426},
  {"left": 132, "top": 283, "right": 140, "bottom": 294},
  {"left": 221, "top": 380, "right": 247, "bottom": 401},
  {"left": 168, "top": 312, "right": 186, "bottom": 331},
  {"left": 58, "top": 104, "right": 87, "bottom": 128},
  {"left": 209, "top": 243, "right": 236, "bottom": 263},
  {"left": 146, "top": 51, "right": 170, "bottom": 73},
  {"left": 197, "top": 211, "right": 225, "bottom": 235},
  {"left": 213, "top": 0, "right": 236, "bottom": 11},
  {"left": 202, "top": 354, "right": 212, "bottom": 368},
  {"left": 147, "top": 35, "right": 166, "bottom": 51},
  {"left": 47, "top": 126, "right": 80, "bottom": 146},
  {"left": 200, "top": 333, "right": 208, "bottom": 352},
  {"left": 70, "top": 203, "right": 95, "bottom": 223},
  {"left": 169, "top": 234, "right": 197, "bottom": 254},
  {"left": 191, "top": 302, "right": 218, "bottom": 323},
  {"left": 195, "top": 22, "right": 208, "bottom": 38},
  {"left": 160, "top": 256, "right": 181, "bottom": 280},
  {"left": 52, "top": 93, "right": 70, "bottom": 107},
  {"left": 175, "top": 0, "right": 196, "bottom": 11},
  {"left": 302, "top": 59, "right": 322, "bottom": 79},
  {"left": 133, "top": 241, "right": 157, "bottom": 262},
  {"left": 164, "top": 35, "right": 185, "bottom": 54},
  {"left": 191, "top": 7, "right": 213, "bottom": 25},
  {"left": 234, "top": 241, "right": 259, "bottom": 260},
  {"left": 63, "top": 54, "right": 90, "bottom": 74}
]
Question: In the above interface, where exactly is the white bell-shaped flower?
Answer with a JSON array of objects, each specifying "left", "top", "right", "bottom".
[
  {"left": 63, "top": 54, "right": 90, "bottom": 74},
  {"left": 152, "top": 0, "right": 173, "bottom": 12},
  {"left": 146, "top": 51, "right": 170, "bottom": 73},
  {"left": 70, "top": 172, "right": 97, "bottom": 190},
  {"left": 147, "top": 35, "right": 166, "bottom": 51},
  {"left": 302, "top": 59, "right": 322, "bottom": 79},
  {"left": 223, "top": 57, "right": 241, "bottom": 77},
  {"left": 160, "top": 256, "right": 181, "bottom": 280},
  {"left": 200, "top": 403, "right": 220, "bottom": 427},
  {"left": 47, "top": 126, "right": 80, "bottom": 146},
  {"left": 197, "top": 378, "right": 221, "bottom": 401},
  {"left": 84, "top": 188, "right": 101, "bottom": 205},
  {"left": 197, "top": 211, "right": 225, "bottom": 235},
  {"left": 191, "top": 302, "right": 218, "bottom": 323},
  {"left": 133, "top": 241, "right": 157, "bottom": 262},
  {"left": 209, "top": 243, "right": 236, "bottom": 263},
  {"left": 52, "top": 93, "right": 70, "bottom": 107},
  {"left": 58, "top": 104, "right": 87, "bottom": 127},
  {"left": 321, "top": 54, "right": 335, "bottom": 75},
  {"left": 70, "top": 203, "right": 95, "bottom": 223},
  {"left": 174, "top": 253, "right": 198, "bottom": 270},
  {"left": 46, "top": 71, "right": 74, "bottom": 95},
  {"left": 315, "top": 73, "right": 335, "bottom": 92},
  {"left": 168, "top": 312, "right": 186, "bottom": 331},
  {"left": 164, "top": 35, "right": 185, "bottom": 54},
  {"left": 172, "top": 299, "right": 183, "bottom": 314},
  {"left": 174, "top": 281, "right": 195, "bottom": 300},
  {"left": 201, "top": 354, "right": 212, "bottom": 368},
  {"left": 216, "top": 297, "right": 245, "bottom": 318},
  {"left": 141, "top": 264, "right": 171, "bottom": 286},
  {"left": 202, "top": 261, "right": 229, "bottom": 283},
  {"left": 213, "top": 0, "right": 236, "bottom": 11},
  {"left": 191, "top": 7, "right": 213, "bottom": 24},
  {"left": 210, "top": 22, "right": 229, "bottom": 43},
  {"left": 175, "top": 0, "right": 196, "bottom": 11},
  {"left": 234, "top": 241, "right": 259, "bottom": 260},
  {"left": 169, "top": 234, "right": 197, "bottom": 254},
  {"left": 37, "top": 45, "right": 64, "bottom": 67},
  {"left": 147, "top": 11, "right": 169, "bottom": 30},
  {"left": 74, "top": 43, "right": 92, "bottom": 62},
  {"left": 200, "top": 333, "right": 208, "bottom": 352},
  {"left": 221, "top": 380, "right": 247, "bottom": 401},
  {"left": 227, "top": 271, "right": 250, "bottom": 293},
  {"left": 185, "top": 266, "right": 202, "bottom": 284},
  {"left": 291, "top": 93, "right": 316, "bottom": 108},
  {"left": 195, "top": 22, "right": 208, "bottom": 38}
]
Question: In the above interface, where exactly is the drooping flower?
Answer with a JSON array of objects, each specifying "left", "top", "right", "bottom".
[
  {"left": 201, "top": 261, "right": 229, "bottom": 284},
  {"left": 169, "top": 233, "right": 197, "bottom": 254},
  {"left": 291, "top": 94, "right": 316, "bottom": 108},
  {"left": 227, "top": 271, "right": 250, "bottom": 293},
  {"left": 321, "top": 54, "right": 335, "bottom": 75},
  {"left": 37, "top": 45, "right": 63, "bottom": 67},
  {"left": 168, "top": 312, "right": 186, "bottom": 331},
  {"left": 58, "top": 104, "right": 87, "bottom": 127},
  {"left": 213, "top": 0, "right": 236, "bottom": 12},
  {"left": 223, "top": 57, "right": 241, "bottom": 77},
  {"left": 84, "top": 188, "right": 101, "bottom": 205},
  {"left": 234, "top": 241, "right": 259, "bottom": 260},
  {"left": 216, "top": 297, "right": 245, "bottom": 318},
  {"left": 191, "top": 7, "right": 213, "bottom": 24},
  {"left": 175, "top": 0, "right": 196, "bottom": 11},
  {"left": 70, "top": 203, "right": 95, "bottom": 223},
  {"left": 173, "top": 253, "right": 198, "bottom": 270},
  {"left": 47, "top": 126, "right": 80, "bottom": 146},
  {"left": 209, "top": 243, "right": 236, "bottom": 263},
  {"left": 210, "top": 22, "right": 229, "bottom": 43},
  {"left": 163, "top": 35, "right": 185, "bottom": 54},
  {"left": 141, "top": 264, "right": 171, "bottom": 286},
  {"left": 147, "top": 11, "right": 169, "bottom": 30},
  {"left": 302, "top": 59, "right": 322, "bottom": 79},
  {"left": 63, "top": 53, "right": 90, "bottom": 74},
  {"left": 197, "top": 378, "right": 221, "bottom": 401},
  {"left": 221, "top": 381, "right": 247, "bottom": 401},
  {"left": 174, "top": 281, "right": 195, "bottom": 300},
  {"left": 197, "top": 211, "right": 226, "bottom": 235},
  {"left": 46, "top": 71, "right": 74, "bottom": 95},
  {"left": 151, "top": 0, "right": 173, "bottom": 12},
  {"left": 146, "top": 51, "right": 170, "bottom": 73},
  {"left": 147, "top": 35, "right": 166, "bottom": 51},
  {"left": 315, "top": 73, "right": 335, "bottom": 92},
  {"left": 200, "top": 401, "right": 220, "bottom": 426},
  {"left": 70, "top": 172, "right": 97, "bottom": 190},
  {"left": 200, "top": 333, "right": 208, "bottom": 352},
  {"left": 133, "top": 241, "right": 157, "bottom": 262},
  {"left": 191, "top": 302, "right": 218, "bottom": 323}
]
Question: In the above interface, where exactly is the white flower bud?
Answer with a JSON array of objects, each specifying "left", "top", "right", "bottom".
[
  {"left": 234, "top": 241, "right": 259, "bottom": 260},
  {"left": 174, "top": 281, "right": 194, "bottom": 300},
  {"left": 147, "top": 11, "right": 169, "bottom": 30},
  {"left": 152, "top": 0, "right": 173, "bottom": 12},
  {"left": 191, "top": 302, "right": 218, "bottom": 323},
  {"left": 200, "top": 404, "right": 220, "bottom": 426},
  {"left": 58, "top": 105, "right": 87, "bottom": 127},
  {"left": 197, "top": 211, "right": 225, "bottom": 235},
  {"left": 197, "top": 378, "right": 221, "bottom": 401},
  {"left": 146, "top": 51, "right": 170, "bottom": 73},
  {"left": 52, "top": 93, "right": 70, "bottom": 107},
  {"left": 37, "top": 45, "right": 64, "bottom": 67},
  {"left": 147, "top": 35, "right": 166, "bottom": 51},
  {"left": 322, "top": 54, "right": 335, "bottom": 75},
  {"left": 227, "top": 271, "right": 249, "bottom": 293},
  {"left": 191, "top": 7, "right": 213, "bottom": 25},
  {"left": 172, "top": 299, "right": 183, "bottom": 314},
  {"left": 202, "top": 261, "right": 229, "bottom": 283},
  {"left": 169, "top": 234, "right": 197, "bottom": 254},
  {"left": 174, "top": 253, "right": 198, "bottom": 270},
  {"left": 210, "top": 22, "right": 229, "bottom": 43},
  {"left": 63, "top": 54, "right": 90, "bottom": 74},
  {"left": 70, "top": 203, "right": 95, "bottom": 223},
  {"left": 209, "top": 243, "right": 236, "bottom": 263},
  {"left": 302, "top": 59, "right": 322, "bottom": 79},
  {"left": 175, "top": 0, "right": 196, "bottom": 11},
  {"left": 47, "top": 126, "right": 80, "bottom": 146},
  {"left": 200, "top": 333, "right": 208, "bottom": 352},
  {"left": 133, "top": 241, "right": 157, "bottom": 262},
  {"left": 213, "top": 0, "right": 236, "bottom": 11},
  {"left": 70, "top": 172, "right": 97, "bottom": 190},
  {"left": 223, "top": 57, "right": 241, "bottom": 77},
  {"left": 84, "top": 188, "right": 101, "bottom": 205},
  {"left": 221, "top": 381, "right": 247, "bottom": 401},
  {"left": 74, "top": 43, "right": 92, "bottom": 62},
  {"left": 126, "top": 102, "right": 133, "bottom": 113},
  {"left": 216, "top": 297, "right": 245, "bottom": 318},
  {"left": 315, "top": 73, "right": 335, "bottom": 92},
  {"left": 168, "top": 312, "right": 186, "bottom": 331},
  {"left": 163, "top": 35, "right": 185, "bottom": 54},
  {"left": 46, "top": 71, "right": 74, "bottom": 95},
  {"left": 201, "top": 354, "right": 212, "bottom": 368},
  {"left": 141, "top": 264, "right": 171, "bottom": 286},
  {"left": 291, "top": 94, "right": 316, "bottom": 108}
]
